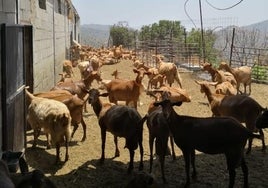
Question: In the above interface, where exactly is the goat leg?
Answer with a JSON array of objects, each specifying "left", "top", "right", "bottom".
[
  {"left": 246, "top": 138, "right": 253, "bottom": 154},
  {"left": 241, "top": 157, "right": 249, "bottom": 188},
  {"left": 169, "top": 135, "right": 176, "bottom": 160},
  {"left": 46, "top": 133, "right": 52, "bottom": 149},
  {"left": 114, "top": 136, "right": 120, "bottom": 157},
  {"left": 149, "top": 136, "right": 154, "bottom": 173},
  {"left": 64, "top": 136, "right": 69, "bottom": 162},
  {"left": 182, "top": 150, "right": 191, "bottom": 187},
  {"left": 80, "top": 118, "right": 87, "bottom": 142},
  {"left": 127, "top": 149, "right": 134, "bottom": 174},
  {"left": 100, "top": 129, "right": 106, "bottom": 164},
  {"left": 71, "top": 122, "right": 79, "bottom": 140},
  {"left": 55, "top": 143, "right": 60, "bottom": 164},
  {"left": 190, "top": 150, "right": 197, "bottom": 180},
  {"left": 228, "top": 168, "right": 236, "bottom": 188},
  {"left": 259, "top": 129, "right": 266, "bottom": 152},
  {"left": 138, "top": 139, "right": 144, "bottom": 171}
]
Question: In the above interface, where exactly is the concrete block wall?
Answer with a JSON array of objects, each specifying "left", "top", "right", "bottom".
[
  {"left": 17, "top": 0, "right": 76, "bottom": 92},
  {"left": 0, "top": 0, "right": 16, "bottom": 23}
]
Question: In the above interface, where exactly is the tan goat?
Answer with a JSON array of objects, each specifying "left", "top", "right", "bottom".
[
  {"left": 153, "top": 54, "right": 182, "bottom": 88},
  {"left": 218, "top": 62, "right": 252, "bottom": 95},
  {"left": 34, "top": 89, "right": 87, "bottom": 142}
]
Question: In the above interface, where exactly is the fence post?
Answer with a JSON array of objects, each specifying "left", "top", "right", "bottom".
[{"left": 229, "top": 28, "right": 235, "bottom": 66}]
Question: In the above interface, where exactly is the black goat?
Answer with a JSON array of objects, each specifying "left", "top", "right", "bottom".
[
  {"left": 154, "top": 99, "right": 262, "bottom": 188},
  {"left": 88, "top": 88, "right": 146, "bottom": 173},
  {"left": 146, "top": 107, "right": 176, "bottom": 183},
  {"left": 196, "top": 81, "right": 266, "bottom": 154}
]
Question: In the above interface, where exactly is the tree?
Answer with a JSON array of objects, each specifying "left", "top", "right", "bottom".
[
  {"left": 187, "top": 28, "right": 217, "bottom": 64},
  {"left": 109, "top": 22, "right": 135, "bottom": 48},
  {"left": 138, "top": 20, "right": 185, "bottom": 41}
]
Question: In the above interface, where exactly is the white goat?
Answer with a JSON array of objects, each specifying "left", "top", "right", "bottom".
[{"left": 25, "top": 87, "right": 71, "bottom": 164}]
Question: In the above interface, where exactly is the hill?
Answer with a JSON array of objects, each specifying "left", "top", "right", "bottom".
[
  {"left": 80, "top": 24, "right": 111, "bottom": 47},
  {"left": 80, "top": 20, "right": 268, "bottom": 48}
]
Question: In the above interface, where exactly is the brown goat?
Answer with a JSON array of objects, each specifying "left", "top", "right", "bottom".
[
  {"left": 34, "top": 89, "right": 87, "bottom": 142},
  {"left": 154, "top": 99, "right": 262, "bottom": 188},
  {"left": 104, "top": 68, "right": 148, "bottom": 109},
  {"left": 52, "top": 70, "right": 102, "bottom": 113},
  {"left": 88, "top": 88, "right": 146, "bottom": 173},
  {"left": 195, "top": 80, "right": 266, "bottom": 154}
]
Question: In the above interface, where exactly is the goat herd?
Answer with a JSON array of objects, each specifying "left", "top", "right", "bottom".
[{"left": 1, "top": 44, "right": 268, "bottom": 188}]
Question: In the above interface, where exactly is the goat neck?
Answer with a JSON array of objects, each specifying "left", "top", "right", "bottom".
[
  {"left": 199, "top": 84, "right": 215, "bottom": 104},
  {"left": 88, "top": 89, "right": 103, "bottom": 117}
]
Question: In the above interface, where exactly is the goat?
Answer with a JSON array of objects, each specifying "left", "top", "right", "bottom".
[
  {"left": 62, "top": 59, "right": 74, "bottom": 78},
  {"left": 148, "top": 73, "right": 165, "bottom": 90},
  {"left": 103, "top": 68, "right": 148, "bottom": 109},
  {"left": 25, "top": 87, "right": 71, "bottom": 164},
  {"left": 0, "top": 160, "right": 15, "bottom": 188},
  {"left": 154, "top": 99, "right": 262, "bottom": 188},
  {"left": 153, "top": 54, "right": 182, "bottom": 88},
  {"left": 34, "top": 89, "right": 87, "bottom": 142},
  {"left": 146, "top": 89, "right": 191, "bottom": 182},
  {"left": 51, "top": 69, "right": 102, "bottom": 113},
  {"left": 201, "top": 62, "right": 237, "bottom": 87},
  {"left": 195, "top": 80, "right": 266, "bottom": 154},
  {"left": 207, "top": 81, "right": 237, "bottom": 96},
  {"left": 218, "top": 62, "right": 252, "bottom": 95},
  {"left": 88, "top": 88, "right": 146, "bottom": 173}
]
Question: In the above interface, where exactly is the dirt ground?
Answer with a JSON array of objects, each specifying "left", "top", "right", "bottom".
[{"left": 25, "top": 60, "right": 268, "bottom": 188}]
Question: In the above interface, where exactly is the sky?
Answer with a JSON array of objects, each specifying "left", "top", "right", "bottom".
[{"left": 71, "top": 0, "right": 268, "bottom": 30}]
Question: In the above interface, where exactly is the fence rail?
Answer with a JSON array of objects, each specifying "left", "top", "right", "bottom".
[{"left": 135, "top": 39, "right": 268, "bottom": 83}]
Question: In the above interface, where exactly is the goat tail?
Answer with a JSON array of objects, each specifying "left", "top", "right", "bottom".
[{"left": 25, "top": 86, "right": 35, "bottom": 102}]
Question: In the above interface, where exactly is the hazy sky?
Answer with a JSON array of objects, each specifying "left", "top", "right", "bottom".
[{"left": 71, "top": 0, "right": 268, "bottom": 30}]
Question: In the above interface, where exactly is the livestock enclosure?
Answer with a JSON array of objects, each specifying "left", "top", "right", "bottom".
[
  {"left": 24, "top": 59, "right": 268, "bottom": 188},
  {"left": 135, "top": 38, "right": 268, "bottom": 83}
]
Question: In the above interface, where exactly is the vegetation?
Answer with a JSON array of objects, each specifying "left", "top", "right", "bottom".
[
  {"left": 109, "top": 22, "right": 136, "bottom": 48},
  {"left": 252, "top": 65, "right": 268, "bottom": 81}
]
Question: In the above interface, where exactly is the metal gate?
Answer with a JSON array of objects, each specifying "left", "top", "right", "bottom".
[{"left": 1, "top": 24, "right": 33, "bottom": 151}]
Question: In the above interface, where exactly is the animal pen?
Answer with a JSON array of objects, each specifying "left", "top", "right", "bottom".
[{"left": 135, "top": 38, "right": 268, "bottom": 83}]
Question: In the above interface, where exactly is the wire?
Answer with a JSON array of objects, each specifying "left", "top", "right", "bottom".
[
  {"left": 184, "top": 0, "right": 197, "bottom": 29},
  {"left": 205, "top": 0, "right": 244, "bottom": 10}
]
